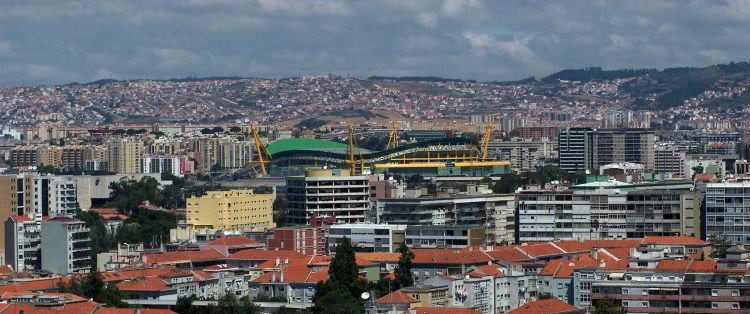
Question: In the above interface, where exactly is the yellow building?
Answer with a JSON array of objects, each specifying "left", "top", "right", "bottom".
[{"left": 186, "top": 189, "right": 275, "bottom": 233}]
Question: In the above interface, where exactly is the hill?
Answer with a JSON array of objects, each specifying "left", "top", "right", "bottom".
[{"left": 620, "top": 62, "right": 750, "bottom": 109}]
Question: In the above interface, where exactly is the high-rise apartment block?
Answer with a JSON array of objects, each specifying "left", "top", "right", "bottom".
[
  {"left": 705, "top": 181, "right": 750, "bottom": 244},
  {"left": 286, "top": 169, "right": 370, "bottom": 224},
  {"left": 107, "top": 137, "right": 144, "bottom": 173},
  {"left": 594, "top": 129, "right": 655, "bottom": 170},
  {"left": 41, "top": 217, "right": 91, "bottom": 274}
]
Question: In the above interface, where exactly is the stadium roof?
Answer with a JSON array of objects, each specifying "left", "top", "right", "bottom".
[{"left": 267, "top": 138, "right": 349, "bottom": 155}]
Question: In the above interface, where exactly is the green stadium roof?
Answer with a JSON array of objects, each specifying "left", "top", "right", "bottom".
[{"left": 268, "top": 138, "right": 349, "bottom": 155}]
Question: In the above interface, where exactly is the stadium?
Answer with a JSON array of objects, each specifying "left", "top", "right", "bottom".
[{"left": 260, "top": 125, "right": 511, "bottom": 177}]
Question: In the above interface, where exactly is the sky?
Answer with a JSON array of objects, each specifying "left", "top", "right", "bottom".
[{"left": 1, "top": 0, "right": 750, "bottom": 86}]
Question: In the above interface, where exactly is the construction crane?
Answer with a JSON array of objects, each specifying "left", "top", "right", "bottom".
[
  {"left": 386, "top": 121, "right": 399, "bottom": 150},
  {"left": 480, "top": 122, "right": 494, "bottom": 161},
  {"left": 346, "top": 124, "right": 365, "bottom": 176},
  {"left": 250, "top": 125, "right": 272, "bottom": 177}
]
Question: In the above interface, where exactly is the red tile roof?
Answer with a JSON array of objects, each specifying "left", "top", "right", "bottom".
[
  {"left": 518, "top": 243, "right": 565, "bottom": 257},
  {"left": 411, "top": 249, "right": 493, "bottom": 265},
  {"left": 508, "top": 299, "right": 579, "bottom": 314},
  {"left": 375, "top": 290, "right": 417, "bottom": 304},
  {"left": 582, "top": 239, "right": 641, "bottom": 249},
  {"left": 554, "top": 240, "right": 590, "bottom": 252},
  {"left": 470, "top": 264, "right": 506, "bottom": 278},
  {"left": 357, "top": 252, "right": 401, "bottom": 263},
  {"left": 115, "top": 277, "right": 171, "bottom": 292},
  {"left": 655, "top": 260, "right": 690, "bottom": 272},
  {"left": 13, "top": 277, "right": 69, "bottom": 291},
  {"left": 483, "top": 246, "right": 530, "bottom": 262},
  {"left": 405, "top": 307, "right": 482, "bottom": 314},
  {"left": 144, "top": 248, "right": 225, "bottom": 264},
  {"left": 0, "top": 265, "right": 14, "bottom": 275},
  {"left": 101, "top": 266, "right": 178, "bottom": 282},
  {"left": 227, "top": 249, "right": 306, "bottom": 260},
  {"left": 0, "top": 284, "right": 27, "bottom": 294},
  {"left": 252, "top": 264, "right": 329, "bottom": 284},
  {"left": 206, "top": 236, "right": 260, "bottom": 247},
  {"left": 540, "top": 258, "right": 598, "bottom": 278},
  {"left": 688, "top": 260, "right": 717, "bottom": 272},
  {"left": 642, "top": 236, "right": 707, "bottom": 246}
]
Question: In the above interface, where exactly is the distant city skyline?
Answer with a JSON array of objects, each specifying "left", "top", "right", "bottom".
[{"left": 1, "top": 0, "right": 750, "bottom": 86}]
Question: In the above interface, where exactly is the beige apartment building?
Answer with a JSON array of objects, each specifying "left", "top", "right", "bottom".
[
  {"left": 186, "top": 189, "right": 275, "bottom": 233},
  {"left": 107, "top": 138, "right": 144, "bottom": 173}
]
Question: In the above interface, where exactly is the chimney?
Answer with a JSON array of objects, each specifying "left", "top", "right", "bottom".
[
  {"left": 271, "top": 271, "right": 276, "bottom": 282},
  {"left": 599, "top": 259, "right": 606, "bottom": 268},
  {"left": 284, "top": 257, "right": 289, "bottom": 264},
  {"left": 275, "top": 257, "right": 280, "bottom": 267},
  {"left": 280, "top": 264, "right": 285, "bottom": 282}
]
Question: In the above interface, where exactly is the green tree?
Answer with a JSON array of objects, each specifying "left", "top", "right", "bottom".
[
  {"left": 75, "top": 209, "right": 118, "bottom": 257},
  {"left": 174, "top": 295, "right": 200, "bottom": 314},
  {"left": 312, "top": 237, "right": 366, "bottom": 314},
  {"left": 229, "top": 126, "right": 242, "bottom": 133},
  {"left": 395, "top": 243, "right": 415, "bottom": 288},
  {"left": 312, "top": 284, "right": 364, "bottom": 314},
  {"left": 212, "top": 126, "right": 225, "bottom": 133},
  {"left": 492, "top": 172, "right": 524, "bottom": 193},
  {"left": 211, "top": 163, "right": 223, "bottom": 173},
  {"left": 328, "top": 238, "right": 358, "bottom": 287},
  {"left": 708, "top": 233, "right": 732, "bottom": 259},
  {"left": 594, "top": 298, "right": 625, "bottom": 314},
  {"left": 106, "top": 176, "right": 160, "bottom": 215},
  {"left": 58, "top": 270, "right": 126, "bottom": 307}
]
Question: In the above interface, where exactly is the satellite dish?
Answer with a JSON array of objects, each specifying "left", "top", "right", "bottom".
[{"left": 361, "top": 292, "right": 370, "bottom": 300}]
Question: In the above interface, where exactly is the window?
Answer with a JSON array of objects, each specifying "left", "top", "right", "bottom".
[{"left": 712, "top": 290, "right": 718, "bottom": 297}]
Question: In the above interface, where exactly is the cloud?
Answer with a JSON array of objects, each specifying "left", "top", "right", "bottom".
[
  {"left": 463, "top": 32, "right": 537, "bottom": 64},
  {"left": 0, "top": 0, "right": 749, "bottom": 85}
]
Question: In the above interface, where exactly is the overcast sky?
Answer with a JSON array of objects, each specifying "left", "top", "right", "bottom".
[{"left": 1, "top": 0, "right": 749, "bottom": 86}]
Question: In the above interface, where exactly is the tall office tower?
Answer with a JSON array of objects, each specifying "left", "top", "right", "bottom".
[
  {"left": 594, "top": 129, "right": 655, "bottom": 170},
  {"left": 705, "top": 181, "right": 750, "bottom": 244},
  {"left": 286, "top": 169, "right": 370, "bottom": 225},
  {"left": 41, "top": 217, "right": 91, "bottom": 274},
  {"left": 107, "top": 137, "right": 144, "bottom": 173},
  {"left": 558, "top": 127, "right": 594, "bottom": 173},
  {"left": 655, "top": 147, "right": 686, "bottom": 178}
]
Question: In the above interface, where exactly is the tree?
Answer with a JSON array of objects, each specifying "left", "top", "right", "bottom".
[
  {"left": 395, "top": 243, "right": 415, "bottom": 288},
  {"left": 312, "top": 237, "right": 366, "bottom": 314},
  {"left": 211, "top": 163, "right": 223, "bottom": 173},
  {"left": 594, "top": 298, "right": 625, "bottom": 314},
  {"left": 708, "top": 233, "right": 731, "bottom": 259},
  {"left": 229, "top": 126, "right": 242, "bottom": 133},
  {"left": 174, "top": 295, "right": 200, "bottom": 314},
  {"left": 212, "top": 126, "right": 225, "bottom": 133},
  {"left": 492, "top": 172, "right": 524, "bottom": 193},
  {"left": 328, "top": 238, "right": 359, "bottom": 287},
  {"left": 406, "top": 174, "right": 423, "bottom": 188},
  {"left": 312, "top": 284, "right": 364, "bottom": 314},
  {"left": 58, "top": 270, "right": 126, "bottom": 307},
  {"left": 201, "top": 128, "right": 214, "bottom": 135}
]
